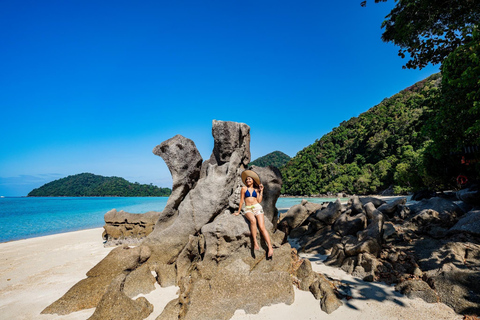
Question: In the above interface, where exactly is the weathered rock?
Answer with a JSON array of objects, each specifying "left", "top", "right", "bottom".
[
  {"left": 411, "top": 209, "right": 441, "bottom": 225},
  {"left": 340, "top": 256, "right": 357, "bottom": 274},
  {"left": 103, "top": 210, "right": 160, "bottom": 245},
  {"left": 395, "top": 280, "right": 438, "bottom": 303},
  {"left": 449, "top": 210, "right": 480, "bottom": 236},
  {"left": 279, "top": 200, "right": 321, "bottom": 235},
  {"left": 352, "top": 252, "right": 379, "bottom": 282},
  {"left": 152, "top": 134, "right": 203, "bottom": 233},
  {"left": 88, "top": 274, "right": 154, "bottom": 320},
  {"left": 309, "top": 273, "right": 343, "bottom": 314},
  {"left": 350, "top": 196, "right": 365, "bottom": 214},
  {"left": 382, "top": 221, "right": 397, "bottom": 241},
  {"left": 155, "top": 263, "right": 177, "bottom": 287},
  {"left": 144, "top": 121, "right": 251, "bottom": 264},
  {"left": 408, "top": 197, "right": 464, "bottom": 226},
  {"left": 332, "top": 212, "right": 366, "bottom": 237},
  {"left": 295, "top": 259, "right": 317, "bottom": 291},
  {"left": 123, "top": 263, "right": 157, "bottom": 298},
  {"left": 359, "top": 196, "right": 386, "bottom": 208},
  {"left": 457, "top": 186, "right": 480, "bottom": 206},
  {"left": 359, "top": 202, "right": 384, "bottom": 244},
  {"left": 377, "top": 197, "right": 406, "bottom": 216},
  {"left": 157, "top": 268, "right": 294, "bottom": 320},
  {"left": 200, "top": 212, "right": 252, "bottom": 269},
  {"left": 344, "top": 237, "right": 381, "bottom": 257},
  {"left": 42, "top": 245, "right": 151, "bottom": 315},
  {"left": 315, "top": 199, "right": 343, "bottom": 225},
  {"left": 303, "top": 228, "right": 342, "bottom": 255}
]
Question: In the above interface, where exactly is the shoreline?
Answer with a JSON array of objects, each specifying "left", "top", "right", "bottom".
[
  {"left": 1, "top": 195, "right": 411, "bottom": 244},
  {"left": 0, "top": 225, "right": 461, "bottom": 320}
]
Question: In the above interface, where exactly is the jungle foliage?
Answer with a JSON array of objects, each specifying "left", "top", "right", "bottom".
[
  {"left": 281, "top": 74, "right": 442, "bottom": 195},
  {"left": 249, "top": 151, "right": 291, "bottom": 168},
  {"left": 281, "top": 1, "right": 479, "bottom": 195},
  {"left": 28, "top": 173, "right": 172, "bottom": 197}
]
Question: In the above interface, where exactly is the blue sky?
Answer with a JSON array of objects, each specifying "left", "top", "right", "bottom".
[{"left": 0, "top": 0, "right": 439, "bottom": 196}]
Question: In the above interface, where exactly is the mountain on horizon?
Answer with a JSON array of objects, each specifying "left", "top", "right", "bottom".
[
  {"left": 249, "top": 151, "right": 291, "bottom": 168},
  {"left": 28, "top": 173, "right": 171, "bottom": 197}
]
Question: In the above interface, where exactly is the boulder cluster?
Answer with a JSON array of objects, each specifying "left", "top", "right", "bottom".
[{"left": 279, "top": 187, "right": 480, "bottom": 315}]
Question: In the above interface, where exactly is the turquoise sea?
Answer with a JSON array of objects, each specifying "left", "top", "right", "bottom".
[{"left": 0, "top": 196, "right": 341, "bottom": 243}]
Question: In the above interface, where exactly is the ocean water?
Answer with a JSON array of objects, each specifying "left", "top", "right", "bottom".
[{"left": 0, "top": 196, "right": 342, "bottom": 243}]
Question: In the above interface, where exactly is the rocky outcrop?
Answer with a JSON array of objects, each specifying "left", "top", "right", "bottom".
[
  {"left": 142, "top": 121, "right": 251, "bottom": 265},
  {"left": 285, "top": 193, "right": 480, "bottom": 316},
  {"left": 41, "top": 245, "right": 152, "bottom": 315},
  {"left": 43, "top": 120, "right": 342, "bottom": 320},
  {"left": 151, "top": 135, "right": 203, "bottom": 233},
  {"left": 457, "top": 185, "right": 480, "bottom": 206},
  {"left": 102, "top": 209, "right": 160, "bottom": 246},
  {"left": 449, "top": 210, "right": 480, "bottom": 236}
]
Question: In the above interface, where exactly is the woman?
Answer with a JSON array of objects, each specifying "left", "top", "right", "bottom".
[{"left": 234, "top": 170, "right": 273, "bottom": 258}]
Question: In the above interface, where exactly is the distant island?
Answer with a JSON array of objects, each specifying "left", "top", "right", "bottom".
[
  {"left": 28, "top": 173, "right": 172, "bottom": 197},
  {"left": 249, "top": 151, "right": 291, "bottom": 168}
]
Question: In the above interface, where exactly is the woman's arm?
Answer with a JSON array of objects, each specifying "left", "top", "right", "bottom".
[
  {"left": 256, "top": 184, "right": 264, "bottom": 203},
  {"left": 235, "top": 186, "right": 246, "bottom": 215}
]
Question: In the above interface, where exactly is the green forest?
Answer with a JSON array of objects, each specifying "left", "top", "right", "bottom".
[
  {"left": 281, "top": 74, "right": 441, "bottom": 195},
  {"left": 280, "top": 1, "right": 479, "bottom": 195},
  {"left": 28, "top": 173, "right": 172, "bottom": 197},
  {"left": 249, "top": 151, "right": 291, "bottom": 168}
]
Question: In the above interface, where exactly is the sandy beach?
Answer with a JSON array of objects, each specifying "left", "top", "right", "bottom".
[{"left": 0, "top": 228, "right": 462, "bottom": 320}]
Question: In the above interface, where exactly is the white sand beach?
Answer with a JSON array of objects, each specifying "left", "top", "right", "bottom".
[{"left": 0, "top": 228, "right": 461, "bottom": 320}]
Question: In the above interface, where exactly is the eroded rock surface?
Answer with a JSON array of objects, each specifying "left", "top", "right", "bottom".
[
  {"left": 103, "top": 210, "right": 160, "bottom": 246},
  {"left": 285, "top": 194, "right": 480, "bottom": 315},
  {"left": 43, "top": 120, "right": 341, "bottom": 320}
]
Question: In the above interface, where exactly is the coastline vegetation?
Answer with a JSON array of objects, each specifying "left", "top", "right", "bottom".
[
  {"left": 281, "top": 1, "right": 479, "bottom": 196},
  {"left": 27, "top": 173, "right": 171, "bottom": 197},
  {"left": 281, "top": 74, "right": 441, "bottom": 195}
]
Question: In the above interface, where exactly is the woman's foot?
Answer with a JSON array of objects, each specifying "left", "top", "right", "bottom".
[
  {"left": 267, "top": 247, "right": 273, "bottom": 258},
  {"left": 254, "top": 243, "right": 260, "bottom": 250}
]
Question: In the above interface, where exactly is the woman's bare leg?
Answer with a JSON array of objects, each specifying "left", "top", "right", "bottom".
[
  {"left": 255, "top": 214, "right": 273, "bottom": 257},
  {"left": 245, "top": 212, "right": 260, "bottom": 250}
]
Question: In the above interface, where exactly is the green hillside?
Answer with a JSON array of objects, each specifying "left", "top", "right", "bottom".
[
  {"left": 281, "top": 74, "right": 442, "bottom": 196},
  {"left": 28, "top": 173, "right": 171, "bottom": 197},
  {"left": 249, "top": 151, "right": 291, "bottom": 168}
]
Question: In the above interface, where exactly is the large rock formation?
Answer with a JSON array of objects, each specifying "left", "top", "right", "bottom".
[
  {"left": 43, "top": 120, "right": 342, "bottom": 320},
  {"left": 286, "top": 193, "right": 480, "bottom": 315}
]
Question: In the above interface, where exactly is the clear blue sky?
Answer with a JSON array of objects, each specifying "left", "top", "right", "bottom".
[{"left": 0, "top": 0, "right": 439, "bottom": 196}]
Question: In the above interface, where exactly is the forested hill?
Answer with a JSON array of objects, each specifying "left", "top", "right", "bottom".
[
  {"left": 28, "top": 173, "right": 172, "bottom": 197},
  {"left": 249, "top": 151, "right": 291, "bottom": 168},
  {"left": 281, "top": 73, "right": 441, "bottom": 196}
]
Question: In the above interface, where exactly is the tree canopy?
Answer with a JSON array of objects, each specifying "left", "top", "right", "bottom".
[{"left": 365, "top": 0, "right": 480, "bottom": 69}]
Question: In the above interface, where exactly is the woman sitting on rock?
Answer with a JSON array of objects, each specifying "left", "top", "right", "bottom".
[{"left": 235, "top": 170, "right": 274, "bottom": 258}]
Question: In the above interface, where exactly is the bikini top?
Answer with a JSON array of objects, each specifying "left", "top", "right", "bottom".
[{"left": 245, "top": 188, "right": 257, "bottom": 198}]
